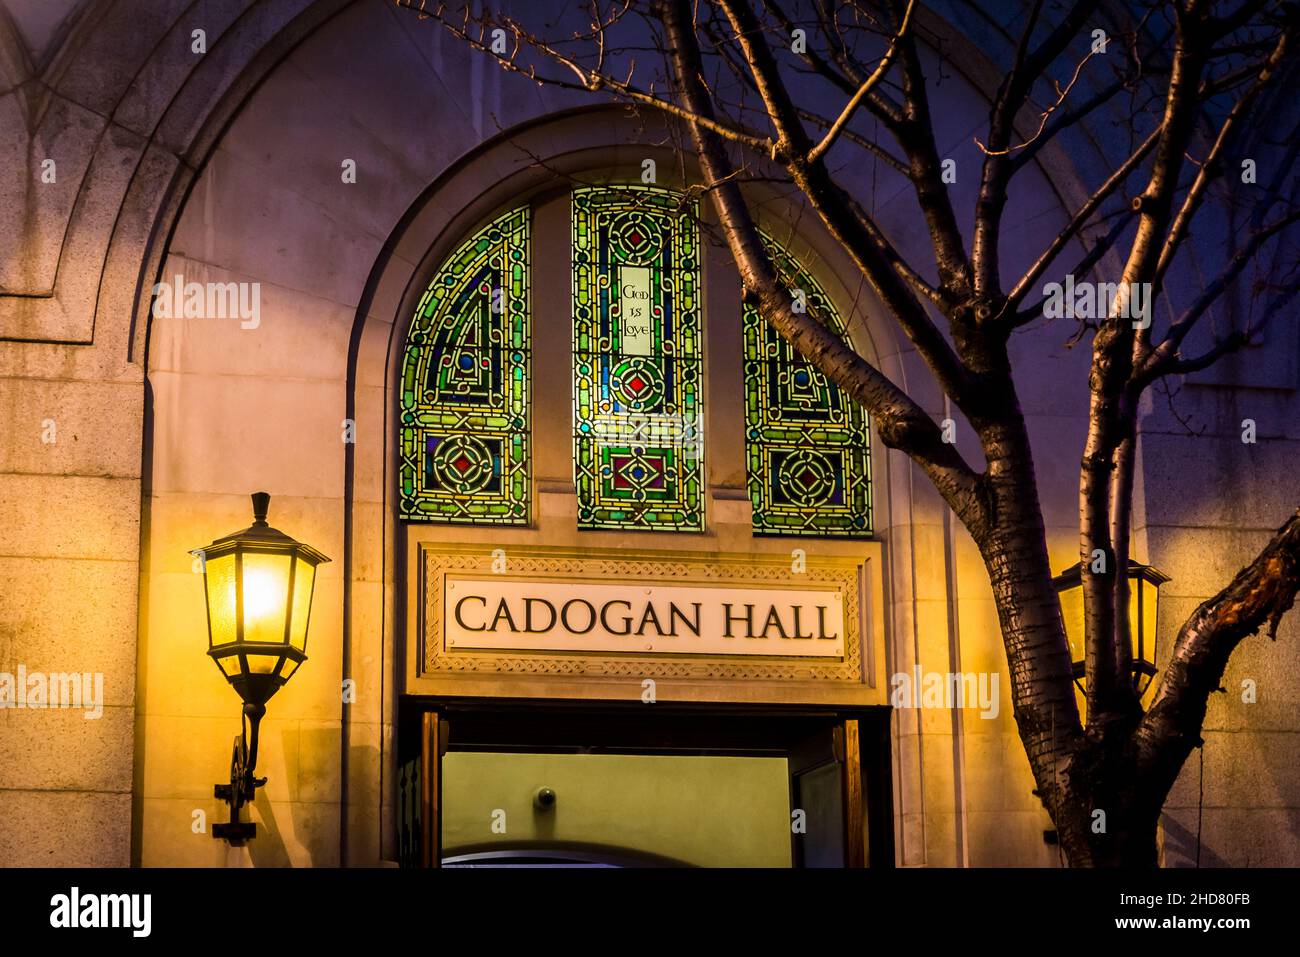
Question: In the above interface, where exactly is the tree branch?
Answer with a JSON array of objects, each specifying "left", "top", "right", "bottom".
[
  {"left": 660, "top": 0, "right": 988, "bottom": 530},
  {"left": 405, "top": 1, "right": 776, "bottom": 153},
  {"left": 698, "top": 12, "right": 912, "bottom": 174},
  {"left": 759, "top": 0, "right": 904, "bottom": 124},
  {"left": 807, "top": 0, "right": 915, "bottom": 164},
  {"left": 1077, "top": 2, "right": 1211, "bottom": 725},
  {"left": 973, "top": 0, "right": 1102, "bottom": 298},
  {"left": 1135, "top": 509, "right": 1300, "bottom": 798},
  {"left": 1138, "top": 207, "right": 1300, "bottom": 383},
  {"left": 1154, "top": 23, "right": 1294, "bottom": 296},
  {"left": 880, "top": 0, "right": 974, "bottom": 299},
  {"left": 1008, "top": 206, "right": 1139, "bottom": 328},
  {"left": 1005, "top": 124, "right": 1162, "bottom": 313},
  {"left": 715, "top": 0, "right": 975, "bottom": 400}
]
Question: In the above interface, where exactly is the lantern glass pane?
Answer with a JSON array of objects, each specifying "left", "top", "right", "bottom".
[
  {"left": 1142, "top": 576, "right": 1159, "bottom": 668},
  {"left": 245, "top": 651, "right": 281, "bottom": 675},
  {"left": 1059, "top": 582, "right": 1085, "bottom": 666},
  {"left": 204, "top": 553, "right": 239, "bottom": 646},
  {"left": 288, "top": 558, "right": 317, "bottom": 652},
  {"left": 279, "top": 658, "right": 301, "bottom": 680},
  {"left": 1126, "top": 575, "right": 1142, "bottom": 663},
  {"left": 241, "top": 551, "right": 292, "bottom": 646},
  {"left": 218, "top": 655, "right": 242, "bottom": 677}
]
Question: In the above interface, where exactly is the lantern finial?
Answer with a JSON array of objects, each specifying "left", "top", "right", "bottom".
[{"left": 251, "top": 491, "right": 270, "bottom": 526}]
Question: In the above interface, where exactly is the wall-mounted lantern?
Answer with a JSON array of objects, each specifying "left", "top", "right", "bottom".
[
  {"left": 192, "top": 492, "right": 329, "bottom": 844},
  {"left": 1052, "top": 559, "right": 1169, "bottom": 697}
]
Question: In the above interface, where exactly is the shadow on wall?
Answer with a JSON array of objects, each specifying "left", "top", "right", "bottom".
[
  {"left": 248, "top": 791, "right": 291, "bottom": 868},
  {"left": 242, "top": 729, "right": 375, "bottom": 867},
  {"left": 1161, "top": 808, "right": 1229, "bottom": 868}
]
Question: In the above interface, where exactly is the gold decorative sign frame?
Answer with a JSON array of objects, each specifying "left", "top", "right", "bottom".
[{"left": 406, "top": 542, "right": 887, "bottom": 706}]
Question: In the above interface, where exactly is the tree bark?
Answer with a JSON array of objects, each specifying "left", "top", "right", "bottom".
[{"left": 972, "top": 415, "right": 1086, "bottom": 855}]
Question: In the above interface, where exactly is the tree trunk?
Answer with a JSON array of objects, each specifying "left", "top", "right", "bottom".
[{"left": 969, "top": 414, "right": 1101, "bottom": 862}]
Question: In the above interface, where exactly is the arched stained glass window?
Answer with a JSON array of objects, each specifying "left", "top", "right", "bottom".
[
  {"left": 399, "top": 206, "right": 531, "bottom": 524},
  {"left": 571, "top": 186, "right": 704, "bottom": 531},
  {"left": 744, "top": 238, "right": 872, "bottom": 536}
]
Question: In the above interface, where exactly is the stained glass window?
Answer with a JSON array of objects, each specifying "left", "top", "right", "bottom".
[
  {"left": 399, "top": 206, "right": 530, "bottom": 524},
  {"left": 572, "top": 186, "right": 704, "bottom": 531},
  {"left": 744, "top": 238, "right": 872, "bottom": 536}
]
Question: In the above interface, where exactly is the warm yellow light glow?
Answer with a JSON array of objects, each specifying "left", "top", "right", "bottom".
[
  {"left": 1055, "top": 562, "right": 1165, "bottom": 723},
  {"left": 195, "top": 492, "right": 329, "bottom": 703},
  {"left": 204, "top": 553, "right": 239, "bottom": 646},
  {"left": 1060, "top": 584, "right": 1084, "bottom": 666},
  {"left": 1126, "top": 580, "right": 1141, "bottom": 663},
  {"left": 1141, "top": 577, "right": 1158, "bottom": 665},
  {"left": 243, "top": 568, "right": 281, "bottom": 621},
  {"left": 242, "top": 552, "right": 292, "bottom": 644},
  {"left": 289, "top": 560, "right": 315, "bottom": 651}
]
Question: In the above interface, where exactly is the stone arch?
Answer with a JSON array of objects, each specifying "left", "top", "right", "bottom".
[
  {"left": 343, "top": 103, "right": 919, "bottom": 861},
  {"left": 1, "top": 0, "right": 355, "bottom": 349}
]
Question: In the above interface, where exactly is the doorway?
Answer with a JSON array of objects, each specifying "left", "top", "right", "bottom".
[{"left": 397, "top": 700, "right": 893, "bottom": 868}]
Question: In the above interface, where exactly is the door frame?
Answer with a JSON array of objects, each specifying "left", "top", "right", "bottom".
[{"left": 404, "top": 697, "right": 894, "bottom": 868}]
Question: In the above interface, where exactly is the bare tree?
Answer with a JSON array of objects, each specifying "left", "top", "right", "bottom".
[{"left": 399, "top": 0, "right": 1300, "bottom": 866}]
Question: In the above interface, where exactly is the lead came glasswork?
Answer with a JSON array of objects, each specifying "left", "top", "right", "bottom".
[
  {"left": 399, "top": 207, "right": 531, "bottom": 523},
  {"left": 572, "top": 186, "right": 704, "bottom": 531},
  {"left": 744, "top": 237, "right": 872, "bottom": 536}
]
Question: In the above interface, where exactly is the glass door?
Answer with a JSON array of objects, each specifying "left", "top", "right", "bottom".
[{"left": 400, "top": 701, "right": 891, "bottom": 869}]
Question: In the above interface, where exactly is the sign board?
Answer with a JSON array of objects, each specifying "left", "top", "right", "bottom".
[
  {"left": 410, "top": 544, "right": 884, "bottom": 703},
  {"left": 444, "top": 575, "right": 845, "bottom": 658}
]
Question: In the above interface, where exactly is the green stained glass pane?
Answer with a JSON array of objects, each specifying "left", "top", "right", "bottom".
[
  {"left": 571, "top": 186, "right": 703, "bottom": 531},
  {"left": 399, "top": 207, "right": 531, "bottom": 524},
  {"left": 743, "top": 236, "right": 872, "bottom": 536}
]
